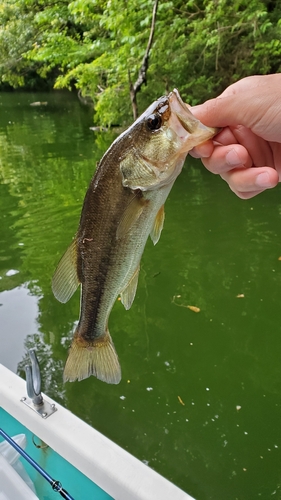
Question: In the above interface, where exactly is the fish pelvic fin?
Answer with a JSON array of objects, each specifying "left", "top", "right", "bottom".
[
  {"left": 150, "top": 204, "right": 165, "bottom": 245},
  {"left": 63, "top": 330, "right": 121, "bottom": 384},
  {"left": 52, "top": 237, "right": 80, "bottom": 303},
  {"left": 120, "top": 264, "right": 140, "bottom": 310}
]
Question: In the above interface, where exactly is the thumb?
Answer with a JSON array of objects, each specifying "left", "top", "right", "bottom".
[
  {"left": 191, "top": 94, "right": 254, "bottom": 129},
  {"left": 191, "top": 90, "right": 281, "bottom": 142}
]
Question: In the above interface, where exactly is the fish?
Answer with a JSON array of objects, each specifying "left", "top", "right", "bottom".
[{"left": 52, "top": 89, "right": 217, "bottom": 384}]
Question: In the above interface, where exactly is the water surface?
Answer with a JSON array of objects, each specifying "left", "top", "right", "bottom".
[{"left": 1, "top": 91, "right": 281, "bottom": 500}]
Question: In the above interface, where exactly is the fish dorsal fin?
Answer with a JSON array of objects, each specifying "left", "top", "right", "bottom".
[
  {"left": 120, "top": 264, "right": 140, "bottom": 310},
  {"left": 52, "top": 238, "right": 80, "bottom": 303},
  {"left": 150, "top": 205, "right": 165, "bottom": 245},
  {"left": 116, "top": 194, "right": 147, "bottom": 240}
]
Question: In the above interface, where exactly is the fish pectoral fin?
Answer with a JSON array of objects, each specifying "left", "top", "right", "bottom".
[
  {"left": 52, "top": 237, "right": 80, "bottom": 303},
  {"left": 63, "top": 330, "right": 121, "bottom": 384},
  {"left": 150, "top": 205, "right": 165, "bottom": 245},
  {"left": 120, "top": 264, "right": 140, "bottom": 310},
  {"left": 116, "top": 194, "right": 147, "bottom": 239}
]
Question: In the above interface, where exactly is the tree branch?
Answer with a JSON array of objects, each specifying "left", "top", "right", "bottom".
[{"left": 129, "top": 0, "right": 158, "bottom": 120}]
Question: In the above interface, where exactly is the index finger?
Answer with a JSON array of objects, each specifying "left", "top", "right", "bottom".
[{"left": 190, "top": 127, "right": 237, "bottom": 159}]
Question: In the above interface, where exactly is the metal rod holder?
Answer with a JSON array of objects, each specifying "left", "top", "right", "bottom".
[
  {"left": 25, "top": 349, "right": 43, "bottom": 406},
  {"left": 21, "top": 349, "right": 57, "bottom": 419}
]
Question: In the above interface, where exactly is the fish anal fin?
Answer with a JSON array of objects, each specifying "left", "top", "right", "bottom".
[
  {"left": 63, "top": 330, "right": 121, "bottom": 384},
  {"left": 116, "top": 194, "right": 147, "bottom": 240},
  {"left": 52, "top": 238, "right": 80, "bottom": 303},
  {"left": 120, "top": 265, "right": 140, "bottom": 310},
  {"left": 150, "top": 205, "right": 165, "bottom": 245}
]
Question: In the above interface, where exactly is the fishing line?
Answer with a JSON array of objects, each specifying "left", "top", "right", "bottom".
[{"left": 0, "top": 428, "right": 75, "bottom": 500}]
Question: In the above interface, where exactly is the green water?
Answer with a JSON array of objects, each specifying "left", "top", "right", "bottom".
[{"left": 1, "top": 91, "right": 281, "bottom": 500}]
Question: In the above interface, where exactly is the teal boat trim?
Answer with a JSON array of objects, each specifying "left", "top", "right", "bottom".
[{"left": 0, "top": 428, "right": 75, "bottom": 500}]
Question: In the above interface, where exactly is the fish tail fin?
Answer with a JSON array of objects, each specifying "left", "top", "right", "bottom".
[{"left": 63, "top": 330, "right": 121, "bottom": 384}]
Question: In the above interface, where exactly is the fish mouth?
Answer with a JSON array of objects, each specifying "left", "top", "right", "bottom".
[
  {"left": 168, "top": 89, "right": 192, "bottom": 126},
  {"left": 168, "top": 89, "right": 217, "bottom": 151},
  {"left": 168, "top": 89, "right": 195, "bottom": 133}
]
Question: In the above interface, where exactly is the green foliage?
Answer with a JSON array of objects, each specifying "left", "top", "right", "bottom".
[{"left": 0, "top": 0, "right": 281, "bottom": 124}]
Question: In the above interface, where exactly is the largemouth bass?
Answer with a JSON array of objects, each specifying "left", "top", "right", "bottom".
[{"left": 52, "top": 89, "right": 216, "bottom": 384}]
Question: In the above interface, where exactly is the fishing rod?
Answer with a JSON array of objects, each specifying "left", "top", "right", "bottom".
[{"left": 0, "top": 428, "right": 75, "bottom": 500}]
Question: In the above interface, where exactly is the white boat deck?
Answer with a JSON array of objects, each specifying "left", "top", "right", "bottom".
[{"left": 0, "top": 364, "right": 195, "bottom": 500}]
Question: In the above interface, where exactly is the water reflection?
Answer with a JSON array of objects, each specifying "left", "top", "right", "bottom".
[{"left": 0, "top": 285, "right": 38, "bottom": 371}]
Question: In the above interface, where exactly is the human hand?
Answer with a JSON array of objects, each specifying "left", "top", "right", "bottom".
[{"left": 190, "top": 74, "right": 281, "bottom": 199}]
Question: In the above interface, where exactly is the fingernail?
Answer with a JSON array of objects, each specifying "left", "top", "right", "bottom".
[
  {"left": 226, "top": 149, "right": 241, "bottom": 166},
  {"left": 255, "top": 172, "right": 273, "bottom": 188}
]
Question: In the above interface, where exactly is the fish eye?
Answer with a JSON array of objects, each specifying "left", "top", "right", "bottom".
[{"left": 146, "top": 113, "right": 162, "bottom": 131}]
